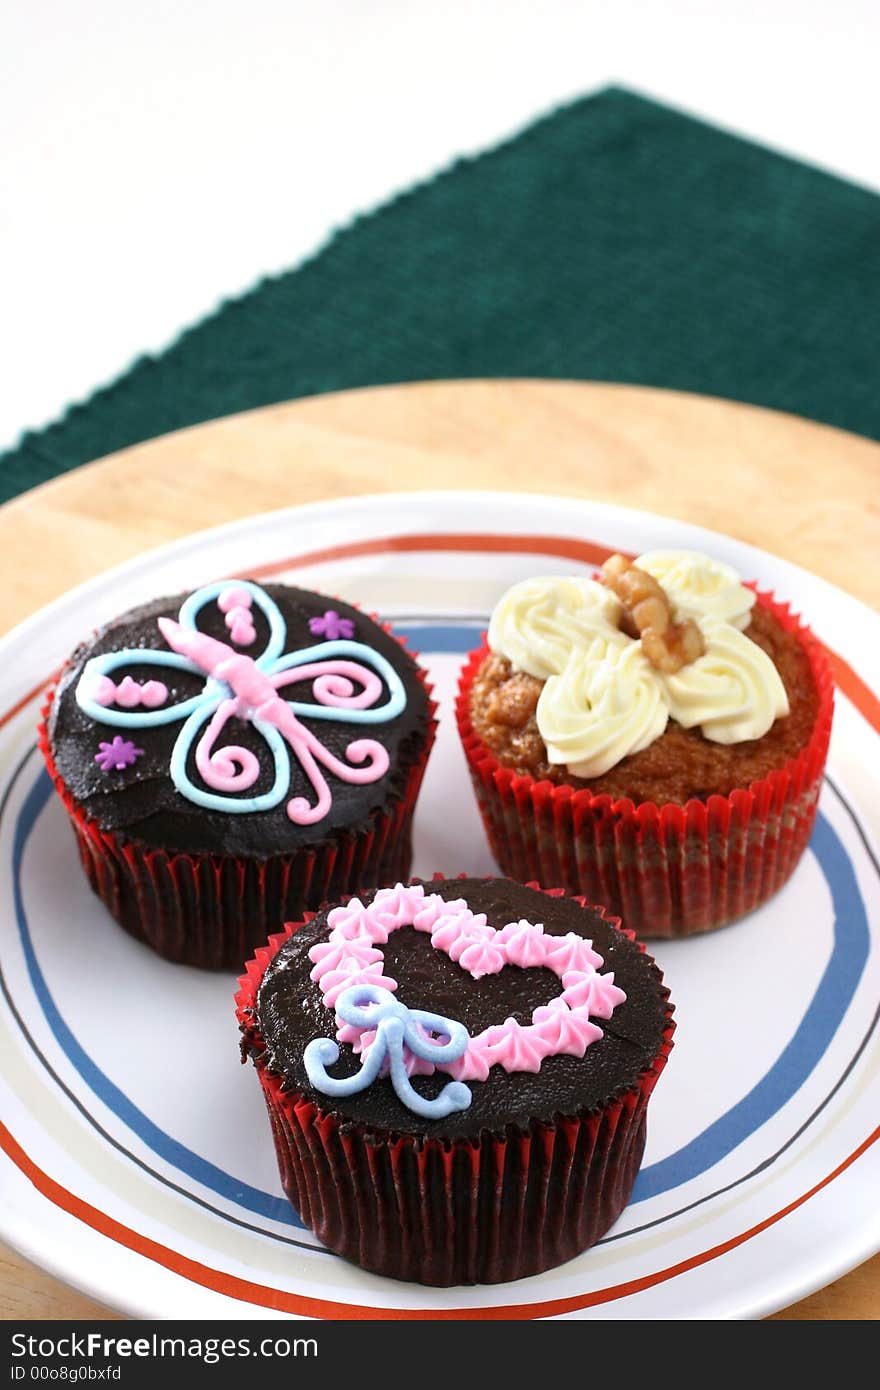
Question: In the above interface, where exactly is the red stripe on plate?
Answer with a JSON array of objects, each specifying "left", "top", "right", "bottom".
[
  {"left": 246, "top": 531, "right": 619, "bottom": 576},
  {"left": 0, "top": 680, "right": 52, "bottom": 731},
  {"left": 1, "top": 1118, "right": 877, "bottom": 1318},
  {"left": 823, "top": 650, "right": 880, "bottom": 739}
]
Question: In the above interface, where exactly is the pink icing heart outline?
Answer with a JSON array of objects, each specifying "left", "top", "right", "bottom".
[{"left": 307, "top": 883, "right": 626, "bottom": 1083}]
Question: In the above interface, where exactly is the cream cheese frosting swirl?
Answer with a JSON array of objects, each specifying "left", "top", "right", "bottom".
[
  {"left": 487, "top": 550, "right": 790, "bottom": 775},
  {"left": 487, "top": 576, "right": 625, "bottom": 680},
  {"left": 636, "top": 550, "right": 756, "bottom": 630},
  {"left": 662, "top": 620, "right": 789, "bottom": 743},
  {"left": 537, "top": 641, "right": 668, "bottom": 777}
]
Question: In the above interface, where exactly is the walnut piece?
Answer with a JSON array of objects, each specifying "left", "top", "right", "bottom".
[{"left": 601, "top": 554, "right": 705, "bottom": 674}]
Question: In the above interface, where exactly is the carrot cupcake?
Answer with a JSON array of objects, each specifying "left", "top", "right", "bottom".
[{"left": 457, "top": 550, "right": 833, "bottom": 937}]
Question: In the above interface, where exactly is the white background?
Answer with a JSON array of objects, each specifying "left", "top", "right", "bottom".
[{"left": 1, "top": 0, "right": 878, "bottom": 455}]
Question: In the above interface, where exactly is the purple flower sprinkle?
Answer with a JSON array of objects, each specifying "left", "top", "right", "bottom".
[
  {"left": 95, "top": 737, "right": 144, "bottom": 772},
  {"left": 308, "top": 609, "right": 355, "bottom": 641}
]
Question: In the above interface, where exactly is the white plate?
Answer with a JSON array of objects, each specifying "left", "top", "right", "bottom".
[{"left": 1, "top": 490, "right": 879, "bottom": 1321}]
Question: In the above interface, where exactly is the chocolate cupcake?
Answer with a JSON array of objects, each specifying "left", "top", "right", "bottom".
[
  {"left": 457, "top": 551, "right": 833, "bottom": 937},
  {"left": 40, "top": 580, "right": 435, "bottom": 968},
  {"left": 237, "top": 876, "right": 674, "bottom": 1286}
]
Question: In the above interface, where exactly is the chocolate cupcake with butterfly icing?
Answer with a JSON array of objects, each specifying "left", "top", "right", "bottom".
[
  {"left": 237, "top": 876, "right": 674, "bottom": 1286},
  {"left": 40, "top": 580, "right": 435, "bottom": 968}
]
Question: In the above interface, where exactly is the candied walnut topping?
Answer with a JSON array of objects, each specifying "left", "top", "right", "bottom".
[
  {"left": 470, "top": 605, "right": 819, "bottom": 805},
  {"left": 601, "top": 553, "right": 705, "bottom": 674}
]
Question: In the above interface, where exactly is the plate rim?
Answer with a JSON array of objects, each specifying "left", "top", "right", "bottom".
[
  {"left": 2, "top": 487, "right": 879, "bottom": 1321},
  {"left": 3, "top": 487, "right": 879, "bottom": 649}
]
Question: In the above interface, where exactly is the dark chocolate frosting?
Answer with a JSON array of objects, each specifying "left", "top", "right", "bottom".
[
  {"left": 254, "top": 877, "right": 672, "bottom": 1141},
  {"left": 48, "top": 584, "right": 431, "bottom": 856}
]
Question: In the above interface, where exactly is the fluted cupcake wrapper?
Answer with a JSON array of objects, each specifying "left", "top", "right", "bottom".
[
  {"left": 37, "top": 629, "right": 437, "bottom": 970},
  {"left": 456, "top": 592, "right": 834, "bottom": 939},
  {"left": 236, "top": 884, "right": 675, "bottom": 1287}
]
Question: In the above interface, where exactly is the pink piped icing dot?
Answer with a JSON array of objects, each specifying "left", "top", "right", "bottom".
[
  {"left": 370, "top": 884, "right": 429, "bottom": 934},
  {"left": 217, "top": 587, "right": 253, "bottom": 613},
  {"left": 228, "top": 613, "right": 257, "bottom": 646},
  {"left": 545, "top": 932, "right": 604, "bottom": 974},
  {"left": 115, "top": 676, "right": 144, "bottom": 708},
  {"left": 429, "top": 911, "right": 506, "bottom": 978},
  {"left": 140, "top": 680, "right": 169, "bottom": 708},
  {"left": 451, "top": 938, "right": 507, "bottom": 979},
  {"left": 90, "top": 675, "right": 118, "bottom": 707},
  {"left": 532, "top": 1000, "right": 604, "bottom": 1053},
  {"left": 89, "top": 675, "right": 168, "bottom": 709},
  {"left": 319, "top": 961, "right": 399, "bottom": 1011},
  {"left": 218, "top": 586, "right": 257, "bottom": 647},
  {"left": 308, "top": 937, "right": 383, "bottom": 984},
  {"left": 482, "top": 1018, "right": 551, "bottom": 1073},
  {"left": 498, "top": 919, "right": 550, "bottom": 968},
  {"left": 445, "top": 1048, "right": 492, "bottom": 1084},
  {"left": 326, "top": 898, "right": 393, "bottom": 943},
  {"left": 561, "top": 969, "right": 625, "bottom": 1018},
  {"left": 412, "top": 894, "right": 465, "bottom": 931}
]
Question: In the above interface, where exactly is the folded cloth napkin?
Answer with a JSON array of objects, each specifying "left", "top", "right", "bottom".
[{"left": 3, "top": 85, "right": 878, "bottom": 504}]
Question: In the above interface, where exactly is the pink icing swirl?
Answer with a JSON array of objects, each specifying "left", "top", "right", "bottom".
[
  {"left": 194, "top": 700, "right": 261, "bottom": 792},
  {"left": 318, "top": 961, "right": 399, "bottom": 1011},
  {"left": 274, "top": 661, "right": 384, "bottom": 711},
  {"left": 561, "top": 969, "right": 625, "bottom": 1018},
  {"left": 306, "top": 883, "right": 625, "bottom": 1082},
  {"left": 545, "top": 932, "right": 604, "bottom": 974},
  {"left": 309, "top": 937, "right": 383, "bottom": 981},
  {"left": 427, "top": 908, "right": 506, "bottom": 979},
  {"left": 498, "top": 918, "right": 551, "bottom": 968},
  {"left": 531, "top": 998, "right": 604, "bottom": 1054}
]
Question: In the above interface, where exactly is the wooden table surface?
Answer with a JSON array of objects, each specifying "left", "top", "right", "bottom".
[{"left": 1, "top": 378, "right": 878, "bottom": 1320}]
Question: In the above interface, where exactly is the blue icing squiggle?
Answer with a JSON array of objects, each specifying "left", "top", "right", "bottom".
[{"left": 304, "top": 984, "right": 473, "bottom": 1120}]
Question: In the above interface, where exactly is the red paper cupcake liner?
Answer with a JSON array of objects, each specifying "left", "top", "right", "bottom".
[
  {"left": 455, "top": 592, "right": 835, "bottom": 939},
  {"left": 236, "top": 884, "right": 675, "bottom": 1287},
  {"left": 38, "top": 632, "right": 437, "bottom": 971}
]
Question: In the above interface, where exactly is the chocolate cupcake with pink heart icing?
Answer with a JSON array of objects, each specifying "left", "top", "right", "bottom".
[
  {"left": 39, "top": 580, "right": 435, "bottom": 968},
  {"left": 237, "top": 876, "right": 674, "bottom": 1285}
]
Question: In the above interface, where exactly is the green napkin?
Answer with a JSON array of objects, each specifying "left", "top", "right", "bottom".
[{"left": 3, "top": 86, "right": 878, "bottom": 504}]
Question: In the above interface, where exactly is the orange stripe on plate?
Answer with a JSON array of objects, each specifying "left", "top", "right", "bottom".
[
  {"left": 2, "top": 1117, "right": 878, "bottom": 1319},
  {"left": 0, "top": 680, "right": 51, "bottom": 732},
  {"left": 822, "top": 649, "right": 880, "bottom": 738}
]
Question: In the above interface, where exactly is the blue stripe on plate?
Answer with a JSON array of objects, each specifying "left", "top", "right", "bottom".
[
  {"left": 393, "top": 622, "right": 483, "bottom": 653},
  {"left": 13, "top": 772, "right": 299, "bottom": 1228},
  {"left": 632, "top": 812, "right": 869, "bottom": 1199}
]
